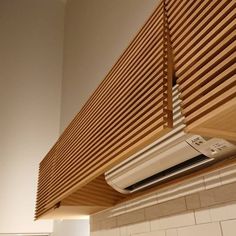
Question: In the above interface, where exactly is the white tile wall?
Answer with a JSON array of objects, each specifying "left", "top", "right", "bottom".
[
  {"left": 210, "top": 201, "right": 236, "bottom": 222},
  {"left": 150, "top": 211, "right": 195, "bottom": 231},
  {"left": 166, "top": 229, "right": 178, "bottom": 236},
  {"left": 103, "top": 228, "right": 120, "bottom": 236},
  {"left": 177, "top": 222, "right": 222, "bottom": 236},
  {"left": 145, "top": 204, "right": 163, "bottom": 220},
  {"left": 186, "top": 193, "right": 201, "bottom": 210},
  {"left": 117, "top": 209, "right": 145, "bottom": 226},
  {"left": 220, "top": 164, "right": 236, "bottom": 185},
  {"left": 119, "top": 226, "right": 127, "bottom": 236},
  {"left": 221, "top": 219, "right": 236, "bottom": 236},
  {"left": 100, "top": 217, "right": 117, "bottom": 229},
  {"left": 158, "top": 197, "right": 187, "bottom": 216},
  {"left": 213, "top": 183, "right": 236, "bottom": 204},
  {"left": 135, "top": 230, "right": 165, "bottom": 236},
  {"left": 204, "top": 171, "right": 222, "bottom": 189},
  {"left": 199, "top": 189, "right": 216, "bottom": 207},
  {"left": 157, "top": 177, "right": 205, "bottom": 203},
  {"left": 90, "top": 163, "right": 236, "bottom": 236},
  {"left": 126, "top": 221, "right": 150, "bottom": 235},
  {"left": 126, "top": 193, "right": 158, "bottom": 213},
  {"left": 194, "top": 208, "right": 212, "bottom": 224}
]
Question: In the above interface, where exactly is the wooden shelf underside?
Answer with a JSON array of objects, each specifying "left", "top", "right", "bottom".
[{"left": 186, "top": 98, "right": 236, "bottom": 142}]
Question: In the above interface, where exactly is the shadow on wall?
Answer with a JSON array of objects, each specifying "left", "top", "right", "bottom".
[{"left": 90, "top": 163, "right": 236, "bottom": 236}]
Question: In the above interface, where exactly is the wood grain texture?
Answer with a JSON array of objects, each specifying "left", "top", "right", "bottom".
[
  {"left": 167, "top": 0, "right": 236, "bottom": 140},
  {"left": 36, "top": 0, "right": 235, "bottom": 219},
  {"left": 186, "top": 98, "right": 236, "bottom": 141},
  {"left": 35, "top": 0, "right": 173, "bottom": 219}
]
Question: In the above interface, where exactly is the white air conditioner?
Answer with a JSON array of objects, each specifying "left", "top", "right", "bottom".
[{"left": 105, "top": 85, "right": 236, "bottom": 194}]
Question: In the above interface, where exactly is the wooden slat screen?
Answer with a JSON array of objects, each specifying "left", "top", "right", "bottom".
[
  {"left": 36, "top": 0, "right": 236, "bottom": 219},
  {"left": 36, "top": 0, "right": 173, "bottom": 219},
  {"left": 166, "top": 0, "right": 236, "bottom": 135},
  {"left": 36, "top": 143, "right": 58, "bottom": 217},
  {"left": 61, "top": 175, "right": 125, "bottom": 208}
]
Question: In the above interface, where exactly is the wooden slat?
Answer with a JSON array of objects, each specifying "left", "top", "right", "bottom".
[
  {"left": 52, "top": 22, "right": 165, "bottom": 173},
  {"left": 37, "top": 59, "right": 164, "bottom": 196},
  {"left": 36, "top": 79, "right": 165, "bottom": 197},
  {"left": 62, "top": 175, "right": 125, "bottom": 206},
  {"left": 36, "top": 143, "right": 57, "bottom": 212},
  {"left": 182, "top": 66, "right": 236, "bottom": 109},
  {"left": 183, "top": 78, "right": 236, "bottom": 116},
  {"left": 167, "top": 0, "right": 190, "bottom": 24},
  {"left": 167, "top": 0, "right": 236, "bottom": 139},
  {"left": 38, "top": 114, "right": 167, "bottom": 206},
  {"left": 169, "top": 0, "right": 206, "bottom": 35},
  {"left": 175, "top": 10, "right": 235, "bottom": 71},
  {"left": 173, "top": 0, "right": 228, "bottom": 53},
  {"left": 57, "top": 3, "right": 164, "bottom": 146},
  {"left": 185, "top": 86, "right": 236, "bottom": 125},
  {"left": 186, "top": 98, "right": 236, "bottom": 141},
  {"left": 180, "top": 54, "right": 235, "bottom": 98},
  {"left": 178, "top": 32, "right": 235, "bottom": 85},
  {"left": 55, "top": 50, "right": 164, "bottom": 166},
  {"left": 36, "top": 0, "right": 235, "bottom": 220},
  {"left": 35, "top": 0, "right": 174, "bottom": 219}
]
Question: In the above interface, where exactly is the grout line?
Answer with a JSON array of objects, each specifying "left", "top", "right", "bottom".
[
  {"left": 115, "top": 216, "right": 118, "bottom": 229},
  {"left": 143, "top": 206, "right": 148, "bottom": 221},
  {"left": 208, "top": 206, "right": 213, "bottom": 223},
  {"left": 193, "top": 209, "right": 197, "bottom": 225},
  {"left": 93, "top": 184, "right": 236, "bottom": 233},
  {"left": 196, "top": 192, "right": 201, "bottom": 209},
  {"left": 148, "top": 220, "right": 152, "bottom": 232},
  {"left": 203, "top": 175, "right": 208, "bottom": 189},
  {"left": 219, "top": 221, "right": 224, "bottom": 236},
  {"left": 183, "top": 196, "right": 188, "bottom": 211}
]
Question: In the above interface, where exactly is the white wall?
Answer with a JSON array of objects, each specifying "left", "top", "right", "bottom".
[
  {"left": 0, "top": 0, "right": 64, "bottom": 233},
  {"left": 52, "top": 220, "right": 90, "bottom": 236}
]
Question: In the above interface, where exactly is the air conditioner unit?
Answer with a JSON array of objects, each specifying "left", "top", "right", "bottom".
[{"left": 105, "top": 85, "right": 236, "bottom": 194}]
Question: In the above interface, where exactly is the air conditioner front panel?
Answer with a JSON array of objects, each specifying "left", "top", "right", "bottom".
[
  {"left": 105, "top": 84, "right": 236, "bottom": 194},
  {"left": 106, "top": 141, "right": 201, "bottom": 190}
]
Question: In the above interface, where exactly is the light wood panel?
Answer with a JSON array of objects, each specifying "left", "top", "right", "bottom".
[
  {"left": 35, "top": 0, "right": 174, "bottom": 219},
  {"left": 62, "top": 175, "right": 125, "bottom": 207},
  {"left": 166, "top": 0, "right": 236, "bottom": 141},
  {"left": 38, "top": 175, "right": 125, "bottom": 219},
  {"left": 36, "top": 0, "right": 235, "bottom": 220},
  {"left": 186, "top": 98, "right": 236, "bottom": 141}
]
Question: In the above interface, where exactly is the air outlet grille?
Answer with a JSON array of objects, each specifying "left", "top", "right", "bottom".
[{"left": 125, "top": 154, "right": 212, "bottom": 192}]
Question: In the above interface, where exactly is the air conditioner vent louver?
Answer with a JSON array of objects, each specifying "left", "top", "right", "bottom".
[{"left": 125, "top": 154, "right": 211, "bottom": 192}]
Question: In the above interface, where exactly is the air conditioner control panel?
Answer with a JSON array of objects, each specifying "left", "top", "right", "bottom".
[{"left": 186, "top": 135, "right": 236, "bottom": 159}]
